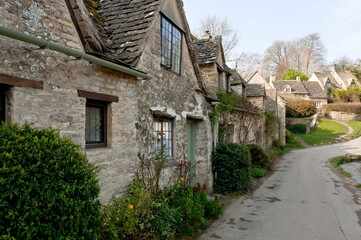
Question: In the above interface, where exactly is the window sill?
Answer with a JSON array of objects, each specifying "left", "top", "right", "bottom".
[
  {"left": 160, "top": 65, "right": 181, "bottom": 76},
  {"left": 86, "top": 143, "right": 107, "bottom": 149}
]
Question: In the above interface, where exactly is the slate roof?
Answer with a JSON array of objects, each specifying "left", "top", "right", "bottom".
[
  {"left": 193, "top": 37, "right": 221, "bottom": 65},
  {"left": 313, "top": 72, "right": 340, "bottom": 88},
  {"left": 229, "top": 69, "right": 246, "bottom": 85},
  {"left": 100, "top": 0, "right": 161, "bottom": 67},
  {"left": 336, "top": 71, "right": 361, "bottom": 86},
  {"left": 273, "top": 80, "right": 308, "bottom": 94},
  {"left": 302, "top": 81, "right": 328, "bottom": 99},
  {"left": 244, "top": 71, "right": 257, "bottom": 82},
  {"left": 246, "top": 84, "right": 265, "bottom": 97}
]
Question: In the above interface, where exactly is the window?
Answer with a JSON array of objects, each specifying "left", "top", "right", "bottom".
[
  {"left": 315, "top": 101, "right": 322, "bottom": 108},
  {"left": 77, "top": 89, "right": 118, "bottom": 149},
  {"left": 0, "top": 85, "right": 6, "bottom": 123},
  {"left": 85, "top": 100, "right": 107, "bottom": 149},
  {"left": 217, "top": 68, "right": 222, "bottom": 89},
  {"left": 285, "top": 87, "right": 291, "bottom": 93},
  {"left": 161, "top": 16, "right": 182, "bottom": 74},
  {"left": 350, "top": 80, "right": 356, "bottom": 88},
  {"left": 226, "top": 74, "right": 230, "bottom": 92},
  {"left": 325, "top": 80, "right": 331, "bottom": 90},
  {"left": 153, "top": 119, "right": 173, "bottom": 157}
]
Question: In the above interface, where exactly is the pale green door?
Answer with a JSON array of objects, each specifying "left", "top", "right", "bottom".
[{"left": 187, "top": 121, "right": 196, "bottom": 186}]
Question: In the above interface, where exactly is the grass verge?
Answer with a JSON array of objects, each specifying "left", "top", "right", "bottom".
[
  {"left": 346, "top": 121, "right": 361, "bottom": 140},
  {"left": 330, "top": 156, "right": 352, "bottom": 177},
  {"left": 272, "top": 137, "right": 304, "bottom": 156},
  {"left": 296, "top": 118, "right": 348, "bottom": 145}
]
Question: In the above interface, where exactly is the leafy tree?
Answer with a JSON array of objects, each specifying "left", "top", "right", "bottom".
[{"left": 282, "top": 69, "right": 308, "bottom": 81}]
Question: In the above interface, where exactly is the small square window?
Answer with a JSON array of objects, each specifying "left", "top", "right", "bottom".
[
  {"left": 161, "top": 16, "right": 182, "bottom": 74},
  {"left": 85, "top": 100, "right": 107, "bottom": 149},
  {"left": 315, "top": 101, "right": 322, "bottom": 108},
  {"left": 153, "top": 118, "right": 173, "bottom": 157}
]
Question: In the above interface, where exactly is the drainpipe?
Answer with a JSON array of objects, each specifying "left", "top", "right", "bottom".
[{"left": 0, "top": 26, "right": 151, "bottom": 80}]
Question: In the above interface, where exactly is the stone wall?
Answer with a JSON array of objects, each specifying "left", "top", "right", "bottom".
[
  {"left": 135, "top": 2, "right": 213, "bottom": 188},
  {"left": 0, "top": 0, "right": 144, "bottom": 202},
  {"left": 327, "top": 111, "right": 361, "bottom": 121}
]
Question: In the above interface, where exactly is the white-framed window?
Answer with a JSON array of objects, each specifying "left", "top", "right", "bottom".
[
  {"left": 315, "top": 101, "right": 322, "bottom": 108},
  {"left": 285, "top": 87, "right": 291, "bottom": 93},
  {"left": 153, "top": 118, "right": 173, "bottom": 157}
]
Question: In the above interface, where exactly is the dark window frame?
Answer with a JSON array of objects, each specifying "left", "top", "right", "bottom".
[
  {"left": 226, "top": 74, "right": 230, "bottom": 92},
  {"left": 160, "top": 16, "right": 182, "bottom": 75},
  {"left": 85, "top": 99, "right": 108, "bottom": 149},
  {"left": 217, "top": 67, "right": 223, "bottom": 89},
  {"left": 153, "top": 117, "right": 173, "bottom": 157}
]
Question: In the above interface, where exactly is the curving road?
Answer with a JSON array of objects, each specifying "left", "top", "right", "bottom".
[{"left": 198, "top": 137, "right": 361, "bottom": 240}]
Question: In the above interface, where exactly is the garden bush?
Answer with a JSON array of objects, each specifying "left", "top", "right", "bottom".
[
  {"left": 100, "top": 180, "right": 223, "bottom": 239},
  {"left": 165, "top": 182, "right": 223, "bottom": 237},
  {"left": 246, "top": 144, "right": 271, "bottom": 169},
  {"left": 251, "top": 167, "right": 268, "bottom": 178},
  {"left": 99, "top": 181, "right": 156, "bottom": 240},
  {"left": 324, "top": 103, "right": 361, "bottom": 114},
  {"left": 286, "top": 123, "right": 307, "bottom": 134},
  {"left": 212, "top": 142, "right": 252, "bottom": 194},
  {"left": 286, "top": 100, "right": 316, "bottom": 117},
  {"left": 0, "top": 122, "right": 101, "bottom": 239}
]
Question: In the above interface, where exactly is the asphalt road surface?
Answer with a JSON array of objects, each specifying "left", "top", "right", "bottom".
[{"left": 198, "top": 137, "right": 361, "bottom": 240}]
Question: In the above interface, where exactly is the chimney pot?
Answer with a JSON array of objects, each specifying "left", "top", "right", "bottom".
[{"left": 296, "top": 76, "right": 301, "bottom": 81}]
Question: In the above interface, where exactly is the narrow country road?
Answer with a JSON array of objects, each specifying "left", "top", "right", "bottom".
[{"left": 198, "top": 137, "right": 361, "bottom": 240}]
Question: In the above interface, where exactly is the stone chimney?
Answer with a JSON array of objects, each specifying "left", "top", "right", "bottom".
[
  {"left": 269, "top": 75, "right": 276, "bottom": 89},
  {"left": 270, "top": 75, "right": 276, "bottom": 82},
  {"left": 202, "top": 31, "right": 212, "bottom": 39},
  {"left": 255, "top": 64, "right": 262, "bottom": 74},
  {"left": 241, "top": 68, "right": 246, "bottom": 78},
  {"left": 296, "top": 76, "right": 301, "bottom": 81},
  {"left": 331, "top": 63, "right": 336, "bottom": 72}
]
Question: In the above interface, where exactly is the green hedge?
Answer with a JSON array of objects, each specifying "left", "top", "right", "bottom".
[
  {"left": 0, "top": 123, "right": 101, "bottom": 239},
  {"left": 246, "top": 144, "right": 271, "bottom": 169},
  {"left": 287, "top": 123, "right": 307, "bottom": 134},
  {"left": 211, "top": 142, "right": 252, "bottom": 194}
]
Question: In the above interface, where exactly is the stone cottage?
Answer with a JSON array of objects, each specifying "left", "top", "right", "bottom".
[
  {"left": 308, "top": 64, "right": 361, "bottom": 90},
  {"left": 242, "top": 66, "right": 286, "bottom": 146},
  {"left": 0, "top": 0, "right": 213, "bottom": 201}
]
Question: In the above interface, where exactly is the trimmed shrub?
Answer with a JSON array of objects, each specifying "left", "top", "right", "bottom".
[
  {"left": 286, "top": 123, "right": 307, "bottom": 134},
  {"left": 246, "top": 144, "right": 271, "bottom": 169},
  {"left": 324, "top": 103, "right": 361, "bottom": 114},
  {"left": 0, "top": 122, "right": 101, "bottom": 239},
  {"left": 212, "top": 142, "right": 252, "bottom": 194},
  {"left": 287, "top": 100, "right": 316, "bottom": 117}
]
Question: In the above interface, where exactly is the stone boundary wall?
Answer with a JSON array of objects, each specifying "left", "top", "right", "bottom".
[{"left": 327, "top": 111, "right": 361, "bottom": 121}]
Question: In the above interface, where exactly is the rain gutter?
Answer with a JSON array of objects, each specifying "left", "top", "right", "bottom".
[{"left": 0, "top": 26, "right": 151, "bottom": 80}]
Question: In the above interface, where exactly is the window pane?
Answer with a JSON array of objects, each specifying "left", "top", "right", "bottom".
[
  {"left": 161, "top": 17, "right": 182, "bottom": 73},
  {"left": 153, "top": 120, "right": 173, "bottom": 157},
  {"left": 86, "top": 105, "right": 104, "bottom": 144}
]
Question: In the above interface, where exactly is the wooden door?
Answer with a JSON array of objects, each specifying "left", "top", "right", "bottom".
[{"left": 187, "top": 121, "right": 196, "bottom": 185}]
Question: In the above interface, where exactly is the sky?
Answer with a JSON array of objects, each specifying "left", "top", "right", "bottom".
[{"left": 183, "top": 0, "right": 361, "bottom": 65}]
